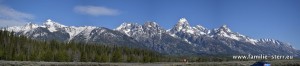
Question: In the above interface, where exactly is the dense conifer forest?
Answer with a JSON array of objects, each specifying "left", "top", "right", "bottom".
[{"left": 0, "top": 30, "right": 167, "bottom": 62}]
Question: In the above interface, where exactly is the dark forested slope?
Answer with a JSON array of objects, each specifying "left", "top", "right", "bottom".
[{"left": 0, "top": 30, "right": 164, "bottom": 62}]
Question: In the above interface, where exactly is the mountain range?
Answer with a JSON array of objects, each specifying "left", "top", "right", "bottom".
[{"left": 3, "top": 18, "right": 299, "bottom": 56}]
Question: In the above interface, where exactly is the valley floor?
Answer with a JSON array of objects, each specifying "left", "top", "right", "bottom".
[{"left": 0, "top": 60, "right": 299, "bottom": 66}]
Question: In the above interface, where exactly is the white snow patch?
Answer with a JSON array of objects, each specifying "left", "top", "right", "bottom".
[
  {"left": 33, "top": 32, "right": 47, "bottom": 37},
  {"left": 33, "top": 34, "right": 39, "bottom": 37},
  {"left": 199, "top": 32, "right": 206, "bottom": 35},
  {"left": 218, "top": 30, "right": 240, "bottom": 40},
  {"left": 184, "top": 39, "right": 192, "bottom": 44},
  {"left": 82, "top": 26, "right": 96, "bottom": 41},
  {"left": 247, "top": 38, "right": 258, "bottom": 44},
  {"left": 124, "top": 29, "right": 131, "bottom": 36},
  {"left": 44, "top": 19, "right": 67, "bottom": 32},
  {"left": 179, "top": 18, "right": 187, "bottom": 23},
  {"left": 47, "top": 27, "right": 57, "bottom": 32},
  {"left": 186, "top": 29, "right": 194, "bottom": 34},
  {"left": 65, "top": 26, "right": 87, "bottom": 41}
]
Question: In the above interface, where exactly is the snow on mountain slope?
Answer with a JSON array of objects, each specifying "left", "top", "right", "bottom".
[
  {"left": 115, "top": 22, "right": 164, "bottom": 39},
  {"left": 212, "top": 25, "right": 258, "bottom": 44},
  {"left": 115, "top": 22, "right": 143, "bottom": 36},
  {"left": 65, "top": 26, "right": 88, "bottom": 41},
  {"left": 6, "top": 22, "right": 39, "bottom": 34},
  {"left": 114, "top": 18, "right": 299, "bottom": 55},
  {"left": 169, "top": 18, "right": 211, "bottom": 37},
  {"left": 2, "top": 18, "right": 298, "bottom": 56},
  {"left": 4, "top": 19, "right": 97, "bottom": 42},
  {"left": 80, "top": 26, "right": 97, "bottom": 41},
  {"left": 42, "top": 19, "right": 67, "bottom": 32},
  {"left": 170, "top": 18, "right": 194, "bottom": 34}
]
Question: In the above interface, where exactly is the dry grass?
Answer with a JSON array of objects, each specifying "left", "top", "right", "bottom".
[{"left": 0, "top": 60, "right": 299, "bottom": 66}]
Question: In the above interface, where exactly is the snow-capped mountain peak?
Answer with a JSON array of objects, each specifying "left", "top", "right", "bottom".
[
  {"left": 258, "top": 39, "right": 282, "bottom": 44},
  {"left": 142, "top": 22, "right": 165, "bottom": 34},
  {"left": 65, "top": 26, "right": 95, "bottom": 41},
  {"left": 192, "top": 25, "right": 210, "bottom": 35},
  {"left": 43, "top": 19, "right": 67, "bottom": 32},
  {"left": 219, "top": 24, "right": 231, "bottom": 32},
  {"left": 176, "top": 18, "right": 191, "bottom": 30},
  {"left": 179, "top": 18, "right": 188, "bottom": 24},
  {"left": 115, "top": 22, "right": 142, "bottom": 36},
  {"left": 44, "top": 19, "right": 67, "bottom": 27},
  {"left": 115, "top": 22, "right": 140, "bottom": 30},
  {"left": 169, "top": 18, "right": 195, "bottom": 34},
  {"left": 24, "top": 22, "right": 39, "bottom": 30},
  {"left": 194, "top": 25, "right": 205, "bottom": 30},
  {"left": 215, "top": 25, "right": 231, "bottom": 36},
  {"left": 144, "top": 22, "right": 158, "bottom": 28},
  {"left": 211, "top": 25, "right": 260, "bottom": 44},
  {"left": 4, "top": 22, "right": 39, "bottom": 33},
  {"left": 213, "top": 25, "right": 244, "bottom": 41}
]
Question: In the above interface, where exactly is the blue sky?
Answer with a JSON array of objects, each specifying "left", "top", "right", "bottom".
[{"left": 0, "top": 0, "right": 300, "bottom": 49}]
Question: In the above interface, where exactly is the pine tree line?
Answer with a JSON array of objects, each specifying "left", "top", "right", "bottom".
[
  {"left": 0, "top": 30, "right": 238, "bottom": 62},
  {"left": 0, "top": 30, "right": 166, "bottom": 62}
]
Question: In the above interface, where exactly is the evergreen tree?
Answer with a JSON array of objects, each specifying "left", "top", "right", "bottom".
[
  {"left": 112, "top": 48, "right": 122, "bottom": 62},
  {"left": 0, "top": 30, "right": 166, "bottom": 62}
]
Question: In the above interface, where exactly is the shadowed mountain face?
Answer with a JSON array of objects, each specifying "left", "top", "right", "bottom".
[{"left": 3, "top": 18, "right": 299, "bottom": 56}]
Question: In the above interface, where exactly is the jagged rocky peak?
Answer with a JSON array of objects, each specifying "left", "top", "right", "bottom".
[
  {"left": 193, "top": 25, "right": 210, "bottom": 35},
  {"left": 257, "top": 38, "right": 295, "bottom": 48},
  {"left": 115, "top": 22, "right": 143, "bottom": 36},
  {"left": 24, "top": 22, "right": 39, "bottom": 29},
  {"left": 169, "top": 18, "right": 195, "bottom": 34},
  {"left": 115, "top": 22, "right": 141, "bottom": 30},
  {"left": 212, "top": 24, "right": 243, "bottom": 40},
  {"left": 43, "top": 19, "right": 67, "bottom": 28},
  {"left": 142, "top": 22, "right": 166, "bottom": 34},
  {"left": 258, "top": 38, "right": 282, "bottom": 44},
  {"left": 218, "top": 24, "right": 232, "bottom": 33},
  {"left": 193, "top": 24, "right": 209, "bottom": 32},
  {"left": 213, "top": 25, "right": 232, "bottom": 35},
  {"left": 4, "top": 22, "right": 39, "bottom": 32},
  {"left": 42, "top": 19, "right": 67, "bottom": 32},
  {"left": 179, "top": 18, "right": 188, "bottom": 23},
  {"left": 174, "top": 18, "right": 192, "bottom": 31},
  {"left": 143, "top": 22, "right": 159, "bottom": 28},
  {"left": 194, "top": 25, "right": 205, "bottom": 30}
]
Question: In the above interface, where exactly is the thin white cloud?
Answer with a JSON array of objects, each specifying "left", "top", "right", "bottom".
[
  {"left": 0, "top": 5, "right": 34, "bottom": 27},
  {"left": 74, "top": 6, "right": 119, "bottom": 16}
]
